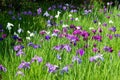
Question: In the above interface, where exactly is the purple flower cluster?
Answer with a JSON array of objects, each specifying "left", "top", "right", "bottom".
[
  {"left": 14, "top": 45, "right": 25, "bottom": 56},
  {"left": 46, "top": 63, "right": 59, "bottom": 73},
  {"left": 2, "top": 2, "right": 120, "bottom": 77},
  {"left": 37, "top": 8, "right": 42, "bottom": 15},
  {"left": 103, "top": 46, "right": 113, "bottom": 53},
  {"left": 0, "top": 65, "right": 7, "bottom": 72},
  {"left": 72, "top": 56, "right": 82, "bottom": 64},
  {"left": 53, "top": 44, "right": 71, "bottom": 52},
  {"left": 89, "top": 54, "right": 104, "bottom": 62},
  {"left": 46, "top": 63, "right": 70, "bottom": 74},
  {"left": 18, "top": 61, "right": 30, "bottom": 69},
  {"left": 61, "top": 66, "right": 69, "bottom": 74},
  {"left": 92, "top": 35, "right": 102, "bottom": 41},
  {"left": 31, "top": 55, "right": 43, "bottom": 63},
  {"left": 109, "top": 26, "right": 116, "bottom": 32},
  {"left": 114, "top": 34, "right": 120, "bottom": 38},
  {"left": 28, "top": 42, "right": 41, "bottom": 49}
]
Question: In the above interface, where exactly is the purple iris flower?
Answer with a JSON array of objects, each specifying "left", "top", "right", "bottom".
[
  {"left": 102, "top": 23, "right": 107, "bottom": 27},
  {"left": 92, "top": 47, "right": 98, "bottom": 52},
  {"left": 45, "top": 35, "right": 51, "bottom": 40},
  {"left": 14, "top": 45, "right": 24, "bottom": 51},
  {"left": 46, "top": 63, "right": 59, "bottom": 73},
  {"left": 12, "top": 35, "right": 19, "bottom": 40},
  {"left": 84, "top": 10, "right": 89, "bottom": 14},
  {"left": 53, "top": 45, "right": 63, "bottom": 51},
  {"left": 103, "top": 6, "right": 107, "bottom": 13},
  {"left": 62, "top": 27, "right": 68, "bottom": 33},
  {"left": 28, "top": 11, "right": 33, "bottom": 15},
  {"left": 48, "top": 7, "right": 52, "bottom": 10},
  {"left": 114, "top": 34, "right": 120, "bottom": 38},
  {"left": 17, "top": 38, "right": 23, "bottom": 43},
  {"left": 50, "top": 16, "right": 54, "bottom": 19},
  {"left": 81, "top": 30, "right": 89, "bottom": 39},
  {"left": 84, "top": 10, "right": 92, "bottom": 14},
  {"left": 33, "top": 44, "right": 40, "bottom": 49},
  {"left": 63, "top": 6, "right": 67, "bottom": 10},
  {"left": 28, "top": 42, "right": 34, "bottom": 46},
  {"left": 93, "top": 43, "right": 97, "bottom": 47},
  {"left": 18, "top": 61, "right": 30, "bottom": 69},
  {"left": 93, "top": 20, "right": 97, "bottom": 23},
  {"left": 92, "top": 35, "right": 102, "bottom": 41},
  {"left": 47, "top": 20, "right": 52, "bottom": 27},
  {"left": 78, "top": 30, "right": 90, "bottom": 41},
  {"left": 0, "top": 65, "right": 7, "bottom": 72},
  {"left": 61, "top": 66, "right": 68, "bottom": 73},
  {"left": 73, "top": 30, "right": 81, "bottom": 35},
  {"left": 109, "top": 26, "right": 116, "bottom": 32},
  {"left": 91, "top": 29, "right": 96, "bottom": 34},
  {"left": 16, "top": 49, "right": 25, "bottom": 56},
  {"left": 70, "top": 41, "right": 77, "bottom": 46},
  {"left": 22, "top": 11, "right": 27, "bottom": 15},
  {"left": 76, "top": 49, "right": 85, "bottom": 56},
  {"left": 107, "top": 34, "right": 113, "bottom": 40},
  {"left": 31, "top": 55, "right": 42, "bottom": 63},
  {"left": 72, "top": 56, "right": 82, "bottom": 64},
  {"left": 39, "top": 30, "right": 46, "bottom": 35},
  {"left": 103, "top": 46, "right": 113, "bottom": 53},
  {"left": 70, "top": 24, "right": 76, "bottom": 29},
  {"left": 70, "top": 18, "right": 75, "bottom": 21},
  {"left": 66, "top": 34, "right": 79, "bottom": 42},
  {"left": 70, "top": 9, "right": 77, "bottom": 13},
  {"left": 37, "top": 8, "right": 42, "bottom": 15},
  {"left": 98, "top": 27, "right": 102, "bottom": 33},
  {"left": 62, "top": 44, "right": 71, "bottom": 52},
  {"left": 89, "top": 54, "right": 104, "bottom": 62},
  {"left": 0, "top": 38, "right": 3, "bottom": 41},
  {"left": 103, "top": 46, "right": 110, "bottom": 51},
  {"left": 28, "top": 42, "right": 40, "bottom": 49},
  {"left": 53, "top": 29, "right": 60, "bottom": 33},
  {"left": 109, "top": 47, "right": 113, "bottom": 53},
  {"left": 53, "top": 44, "right": 71, "bottom": 52},
  {"left": 52, "top": 32, "right": 58, "bottom": 37},
  {"left": 89, "top": 57, "right": 95, "bottom": 62},
  {"left": 59, "top": 33, "right": 66, "bottom": 38},
  {"left": 52, "top": 29, "right": 60, "bottom": 36}
]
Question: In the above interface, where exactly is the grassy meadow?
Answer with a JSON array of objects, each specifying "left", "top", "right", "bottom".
[{"left": 0, "top": 1, "right": 120, "bottom": 80}]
